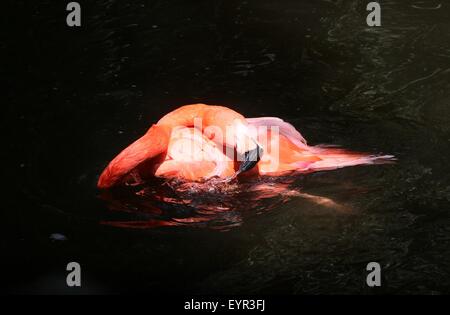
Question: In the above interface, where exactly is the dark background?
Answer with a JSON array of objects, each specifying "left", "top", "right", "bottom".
[{"left": 2, "top": 0, "right": 450, "bottom": 294}]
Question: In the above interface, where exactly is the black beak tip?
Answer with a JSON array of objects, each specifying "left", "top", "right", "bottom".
[{"left": 238, "top": 144, "right": 263, "bottom": 173}]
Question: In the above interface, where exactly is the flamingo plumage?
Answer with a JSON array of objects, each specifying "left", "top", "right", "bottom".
[{"left": 98, "top": 104, "right": 393, "bottom": 188}]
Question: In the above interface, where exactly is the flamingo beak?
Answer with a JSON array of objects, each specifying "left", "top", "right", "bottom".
[
  {"left": 238, "top": 141, "right": 263, "bottom": 173},
  {"left": 233, "top": 121, "right": 264, "bottom": 174}
]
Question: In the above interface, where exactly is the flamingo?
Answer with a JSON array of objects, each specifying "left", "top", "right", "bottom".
[{"left": 98, "top": 103, "right": 393, "bottom": 188}]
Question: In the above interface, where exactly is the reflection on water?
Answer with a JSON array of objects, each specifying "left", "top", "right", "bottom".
[
  {"left": 99, "top": 175, "right": 347, "bottom": 230},
  {"left": 99, "top": 177, "right": 296, "bottom": 229},
  {"left": 4, "top": 0, "right": 450, "bottom": 293},
  {"left": 99, "top": 162, "right": 389, "bottom": 230}
]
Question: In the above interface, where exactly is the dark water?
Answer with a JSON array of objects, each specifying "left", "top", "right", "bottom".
[{"left": 3, "top": 0, "right": 450, "bottom": 294}]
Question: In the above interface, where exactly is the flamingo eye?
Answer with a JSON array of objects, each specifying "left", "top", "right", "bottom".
[{"left": 204, "top": 129, "right": 215, "bottom": 139}]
